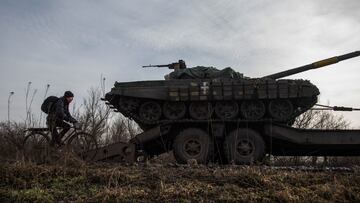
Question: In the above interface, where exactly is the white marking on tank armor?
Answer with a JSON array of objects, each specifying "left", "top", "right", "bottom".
[{"left": 200, "top": 82, "right": 209, "bottom": 95}]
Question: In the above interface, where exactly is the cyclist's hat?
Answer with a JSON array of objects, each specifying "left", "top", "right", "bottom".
[{"left": 64, "top": 91, "right": 74, "bottom": 98}]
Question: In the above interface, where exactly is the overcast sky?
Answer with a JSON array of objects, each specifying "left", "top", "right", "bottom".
[{"left": 1, "top": 0, "right": 359, "bottom": 127}]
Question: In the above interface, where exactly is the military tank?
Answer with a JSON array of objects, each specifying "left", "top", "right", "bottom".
[{"left": 104, "top": 51, "right": 360, "bottom": 129}]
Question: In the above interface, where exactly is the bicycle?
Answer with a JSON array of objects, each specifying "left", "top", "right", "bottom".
[{"left": 23, "top": 124, "right": 98, "bottom": 163}]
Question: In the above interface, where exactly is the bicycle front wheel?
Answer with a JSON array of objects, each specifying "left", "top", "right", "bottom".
[
  {"left": 67, "top": 132, "right": 98, "bottom": 162},
  {"left": 23, "top": 132, "right": 50, "bottom": 164}
]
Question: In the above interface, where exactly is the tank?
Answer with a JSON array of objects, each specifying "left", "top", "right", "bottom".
[{"left": 104, "top": 51, "right": 360, "bottom": 129}]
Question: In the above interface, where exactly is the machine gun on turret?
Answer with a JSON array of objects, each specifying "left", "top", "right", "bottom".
[
  {"left": 263, "top": 51, "right": 360, "bottom": 79},
  {"left": 142, "top": 59, "right": 187, "bottom": 70}
]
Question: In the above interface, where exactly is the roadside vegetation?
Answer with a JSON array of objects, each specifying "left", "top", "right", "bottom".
[{"left": 1, "top": 162, "right": 360, "bottom": 202}]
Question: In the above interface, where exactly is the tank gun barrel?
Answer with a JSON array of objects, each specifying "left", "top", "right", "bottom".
[{"left": 263, "top": 51, "right": 360, "bottom": 79}]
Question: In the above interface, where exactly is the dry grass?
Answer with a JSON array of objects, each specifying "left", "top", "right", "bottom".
[{"left": 1, "top": 162, "right": 360, "bottom": 202}]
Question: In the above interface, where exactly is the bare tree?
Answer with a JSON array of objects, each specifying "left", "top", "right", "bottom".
[
  {"left": 77, "top": 88, "right": 111, "bottom": 142},
  {"left": 293, "top": 110, "right": 350, "bottom": 130},
  {"left": 76, "top": 88, "right": 141, "bottom": 146},
  {"left": 288, "top": 110, "right": 350, "bottom": 165},
  {"left": 107, "top": 116, "right": 127, "bottom": 143},
  {"left": 106, "top": 115, "right": 141, "bottom": 143}
]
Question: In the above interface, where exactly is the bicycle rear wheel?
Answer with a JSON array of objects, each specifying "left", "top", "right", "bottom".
[
  {"left": 23, "top": 132, "right": 50, "bottom": 164},
  {"left": 67, "top": 132, "right": 98, "bottom": 162}
]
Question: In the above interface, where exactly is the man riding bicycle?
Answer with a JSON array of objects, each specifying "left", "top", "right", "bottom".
[{"left": 47, "top": 91, "right": 78, "bottom": 146}]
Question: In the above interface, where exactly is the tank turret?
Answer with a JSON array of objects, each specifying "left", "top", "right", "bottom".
[{"left": 263, "top": 51, "right": 360, "bottom": 79}]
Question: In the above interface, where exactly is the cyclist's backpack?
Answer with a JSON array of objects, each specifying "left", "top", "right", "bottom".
[{"left": 41, "top": 96, "right": 59, "bottom": 114}]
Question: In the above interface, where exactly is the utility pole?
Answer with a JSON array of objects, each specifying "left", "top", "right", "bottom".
[{"left": 8, "top": 91, "right": 14, "bottom": 125}]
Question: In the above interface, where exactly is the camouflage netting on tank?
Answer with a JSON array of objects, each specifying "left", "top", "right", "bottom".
[{"left": 169, "top": 66, "right": 244, "bottom": 79}]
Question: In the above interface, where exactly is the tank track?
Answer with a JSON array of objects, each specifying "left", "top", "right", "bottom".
[{"left": 105, "top": 94, "right": 317, "bottom": 129}]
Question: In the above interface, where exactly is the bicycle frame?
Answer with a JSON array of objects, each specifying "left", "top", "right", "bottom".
[{"left": 61, "top": 126, "right": 78, "bottom": 144}]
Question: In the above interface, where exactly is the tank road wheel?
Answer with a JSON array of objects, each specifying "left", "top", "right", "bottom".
[
  {"left": 119, "top": 97, "right": 140, "bottom": 111},
  {"left": 240, "top": 100, "right": 265, "bottom": 120},
  {"left": 214, "top": 101, "right": 239, "bottom": 120},
  {"left": 268, "top": 99, "right": 294, "bottom": 121},
  {"left": 139, "top": 101, "right": 162, "bottom": 124},
  {"left": 173, "top": 128, "right": 213, "bottom": 164},
  {"left": 189, "top": 102, "right": 213, "bottom": 120},
  {"left": 223, "top": 128, "right": 265, "bottom": 165},
  {"left": 163, "top": 101, "right": 186, "bottom": 120}
]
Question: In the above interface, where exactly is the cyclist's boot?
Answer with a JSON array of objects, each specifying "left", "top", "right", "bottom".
[
  {"left": 49, "top": 139, "right": 56, "bottom": 147},
  {"left": 52, "top": 133, "right": 62, "bottom": 147}
]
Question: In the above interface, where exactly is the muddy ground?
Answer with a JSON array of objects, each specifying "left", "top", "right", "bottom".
[{"left": 1, "top": 160, "right": 360, "bottom": 203}]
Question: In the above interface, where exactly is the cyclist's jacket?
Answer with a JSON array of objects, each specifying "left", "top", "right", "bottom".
[{"left": 48, "top": 96, "right": 77, "bottom": 123}]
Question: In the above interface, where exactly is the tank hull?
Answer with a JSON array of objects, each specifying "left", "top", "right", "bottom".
[{"left": 105, "top": 78, "right": 319, "bottom": 129}]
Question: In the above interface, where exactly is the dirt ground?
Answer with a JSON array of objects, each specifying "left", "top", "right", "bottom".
[{"left": 1, "top": 160, "right": 360, "bottom": 203}]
